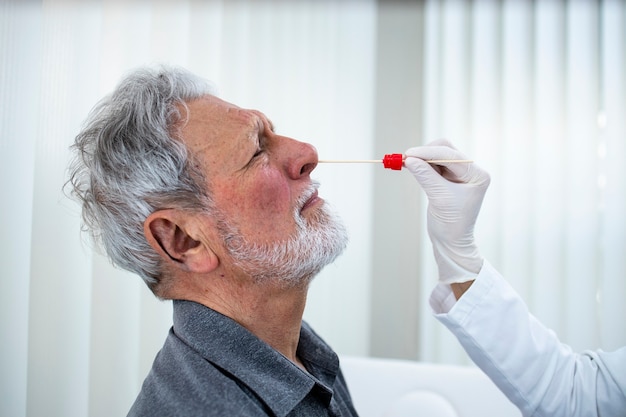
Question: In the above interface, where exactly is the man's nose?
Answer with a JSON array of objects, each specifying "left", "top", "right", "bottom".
[{"left": 278, "top": 136, "right": 318, "bottom": 179}]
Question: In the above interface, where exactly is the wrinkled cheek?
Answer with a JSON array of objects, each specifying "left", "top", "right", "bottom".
[
  {"left": 252, "top": 172, "right": 291, "bottom": 218},
  {"left": 227, "top": 171, "right": 293, "bottom": 241}
]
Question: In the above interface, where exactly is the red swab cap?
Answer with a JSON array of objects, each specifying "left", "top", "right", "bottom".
[{"left": 382, "top": 153, "right": 404, "bottom": 170}]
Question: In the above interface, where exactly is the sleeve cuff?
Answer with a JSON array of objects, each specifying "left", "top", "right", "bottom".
[{"left": 429, "top": 260, "right": 501, "bottom": 317}]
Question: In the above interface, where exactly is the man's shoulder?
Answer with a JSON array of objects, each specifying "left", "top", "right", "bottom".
[{"left": 127, "top": 329, "right": 268, "bottom": 416}]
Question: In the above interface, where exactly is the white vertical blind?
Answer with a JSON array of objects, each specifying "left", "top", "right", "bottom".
[
  {"left": 1, "top": 1, "right": 376, "bottom": 416},
  {"left": 499, "top": 0, "right": 532, "bottom": 302},
  {"left": 600, "top": 0, "right": 626, "bottom": 351},
  {"left": 564, "top": 0, "right": 601, "bottom": 349},
  {"left": 418, "top": 0, "right": 626, "bottom": 363},
  {"left": 530, "top": 0, "right": 566, "bottom": 339},
  {"left": 0, "top": 3, "right": 40, "bottom": 417}
]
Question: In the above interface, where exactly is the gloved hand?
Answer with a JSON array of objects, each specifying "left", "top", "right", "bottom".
[{"left": 404, "top": 139, "right": 490, "bottom": 284}]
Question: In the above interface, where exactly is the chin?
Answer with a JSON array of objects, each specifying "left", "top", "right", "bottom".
[{"left": 225, "top": 204, "right": 349, "bottom": 288}]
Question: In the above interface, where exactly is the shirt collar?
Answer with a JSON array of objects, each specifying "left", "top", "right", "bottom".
[{"left": 172, "top": 300, "right": 339, "bottom": 416}]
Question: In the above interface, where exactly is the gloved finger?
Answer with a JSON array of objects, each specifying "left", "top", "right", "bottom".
[
  {"left": 403, "top": 156, "right": 440, "bottom": 182},
  {"left": 403, "top": 157, "right": 459, "bottom": 204},
  {"left": 404, "top": 145, "right": 472, "bottom": 182},
  {"left": 403, "top": 156, "right": 449, "bottom": 186}
]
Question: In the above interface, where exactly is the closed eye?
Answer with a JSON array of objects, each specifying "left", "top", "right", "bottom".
[
  {"left": 246, "top": 142, "right": 265, "bottom": 167},
  {"left": 244, "top": 113, "right": 272, "bottom": 166},
  {"left": 252, "top": 131, "right": 268, "bottom": 159}
]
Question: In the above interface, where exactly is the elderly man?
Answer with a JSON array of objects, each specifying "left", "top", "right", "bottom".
[{"left": 68, "top": 66, "right": 354, "bottom": 416}]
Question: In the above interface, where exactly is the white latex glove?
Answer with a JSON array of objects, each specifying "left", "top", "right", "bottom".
[{"left": 404, "top": 139, "right": 490, "bottom": 284}]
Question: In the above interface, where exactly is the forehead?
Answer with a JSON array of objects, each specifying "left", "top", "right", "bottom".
[
  {"left": 176, "top": 95, "right": 266, "bottom": 172},
  {"left": 182, "top": 95, "right": 263, "bottom": 134},
  {"left": 179, "top": 95, "right": 256, "bottom": 143}
]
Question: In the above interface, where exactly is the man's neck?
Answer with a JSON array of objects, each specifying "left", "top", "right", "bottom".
[{"left": 175, "top": 272, "right": 310, "bottom": 366}]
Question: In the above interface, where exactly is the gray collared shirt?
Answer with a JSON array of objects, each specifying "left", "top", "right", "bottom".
[{"left": 128, "top": 300, "right": 359, "bottom": 416}]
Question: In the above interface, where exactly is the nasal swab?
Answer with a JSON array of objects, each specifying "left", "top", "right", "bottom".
[{"left": 318, "top": 153, "right": 473, "bottom": 171}]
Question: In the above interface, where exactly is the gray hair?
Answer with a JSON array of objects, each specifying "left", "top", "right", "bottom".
[{"left": 67, "top": 65, "right": 216, "bottom": 293}]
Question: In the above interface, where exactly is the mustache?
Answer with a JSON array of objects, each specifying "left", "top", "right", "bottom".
[{"left": 297, "top": 180, "right": 321, "bottom": 208}]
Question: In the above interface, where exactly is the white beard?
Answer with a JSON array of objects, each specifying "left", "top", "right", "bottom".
[{"left": 215, "top": 181, "right": 349, "bottom": 288}]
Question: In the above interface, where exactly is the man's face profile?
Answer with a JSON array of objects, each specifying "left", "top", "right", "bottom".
[{"left": 177, "top": 95, "right": 348, "bottom": 287}]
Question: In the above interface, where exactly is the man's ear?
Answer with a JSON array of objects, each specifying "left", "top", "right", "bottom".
[{"left": 144, "top": 210, "right": 219, "bottom": 274}]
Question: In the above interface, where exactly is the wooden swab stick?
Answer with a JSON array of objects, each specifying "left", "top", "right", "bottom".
[
  {"left": 318, "top": 159, "right": 381, "bottom": 163},
  {"left": 318, "top": 154, "right": 473, "bottom": 170},
  {"left": 318, "top": 154, "right": 472, "bottom": 170},
  {"left": 317, "top": 159, "right": 473, "bottom": 164}
]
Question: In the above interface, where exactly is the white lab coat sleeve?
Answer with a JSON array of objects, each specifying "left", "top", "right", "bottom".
[{"left": 430, "top": 260, "right": 626, "bottom": 417}]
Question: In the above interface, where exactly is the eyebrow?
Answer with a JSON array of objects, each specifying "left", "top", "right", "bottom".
[
  {"left": 266, "top": 118, "right": 276, "bottom": 132},
  {"left": 250, "top": 110, "right": 275, "bottom": 132},
  {"left": 257, "top": 113, "right": 275, "bottom": 132},
  {"left": 247, "top": 113, "right": 275, "bottom": 152}
]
